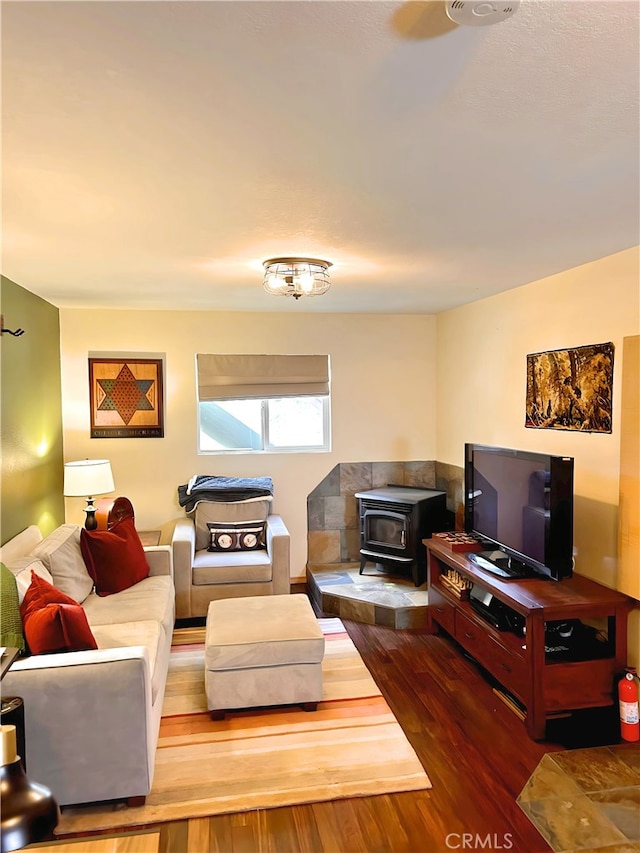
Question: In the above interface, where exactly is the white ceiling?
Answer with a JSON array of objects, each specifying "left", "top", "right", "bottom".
[{"left": 2, "top": 0, "right": 639, "bottom": 314}]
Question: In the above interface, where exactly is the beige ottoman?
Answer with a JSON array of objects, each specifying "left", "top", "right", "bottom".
[{"left": 205, "top": 594, "right": 325, "bottom": 719}]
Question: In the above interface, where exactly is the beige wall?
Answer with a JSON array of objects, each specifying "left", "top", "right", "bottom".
[
  {"left": 435, "top": 246, "right": 640, "bottom": 665},
  {"left": 59, "top": 311, "right": 437, "bottom": 579},
  {"left": 618, "top": 335, "right": 639, "bottom": 600}
]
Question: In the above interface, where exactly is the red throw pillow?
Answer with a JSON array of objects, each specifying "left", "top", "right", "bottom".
[
  {"left": 20, "top": 572, "right": 97, "bottom": 655},
  {"left": 80, "top": 517, "right": 150, "bottom": 596},
  {"left": 20, "top": 570, "right": 79, "bottom": 619},
  {"left": 23, "top": 602, "right": 98, "bottom": 655}
]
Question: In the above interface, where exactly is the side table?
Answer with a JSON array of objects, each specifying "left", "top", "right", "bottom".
[
  {"left": 1, "top": 648, "right": 25, "bottom": 769},
  {"left": 138, "top": 530, "right": 161, "bottom": 547},
  {"left": 93, "top": 497, "right": 161, "bottom": 547},
  {"left": 1, "top": 648, "right": 20, "bottom": 680}
]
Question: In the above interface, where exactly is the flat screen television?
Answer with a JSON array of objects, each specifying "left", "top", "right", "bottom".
[{"left": 464, "top": 443, "right": 574, "bottom": 581}]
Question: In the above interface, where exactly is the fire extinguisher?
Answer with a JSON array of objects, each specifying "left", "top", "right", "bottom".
[{"left": 618, "top": 668, "right": 640, "bottom": 742}]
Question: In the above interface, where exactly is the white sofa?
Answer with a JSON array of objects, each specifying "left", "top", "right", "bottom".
[{"left": 0, "top": 524, "right": 175, "bottom": 807}]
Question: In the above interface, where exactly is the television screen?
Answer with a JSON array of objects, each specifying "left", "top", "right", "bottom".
[{"left": 464, "top": 444, "right": 574, "bottom": 580}]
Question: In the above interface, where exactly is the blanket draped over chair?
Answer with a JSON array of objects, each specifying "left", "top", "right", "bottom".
[{"left": 177, "top": 476, "right": 274, "bottom": 512}]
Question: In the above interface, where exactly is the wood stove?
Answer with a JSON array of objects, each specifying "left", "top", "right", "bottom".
[{"left": 355, "top": 486, "right": 451, "bottom": 586}]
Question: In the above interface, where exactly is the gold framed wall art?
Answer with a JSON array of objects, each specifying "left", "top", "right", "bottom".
[{"left": 525, "top": 342, "right": 614, "bottom": 433}]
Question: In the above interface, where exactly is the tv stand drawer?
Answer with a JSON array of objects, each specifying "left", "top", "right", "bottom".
[
  {"left": 429, "top": 586, "right": 455, "bottom": 635},
  {"left": 455, "top": 610, "right": 488, "bottom": 652},
  {"left": 455, "top": 611, "right": 528, "bottom": 702},
  {"left": 484, "top": 632, "right": 528, "bottom": 703}
]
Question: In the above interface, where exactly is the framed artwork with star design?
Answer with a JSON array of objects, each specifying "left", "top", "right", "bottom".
[{"left": 89, "top": 357, "right": 164, "bottom": 438}]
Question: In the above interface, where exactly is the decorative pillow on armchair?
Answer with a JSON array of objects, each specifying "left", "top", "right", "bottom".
[
  {"left": 206, "top": 520, "right": 267, "bottom": 552},
  {"left": 193, "top": 499, "right": 271, "bottom": 552},
  {"left": 20, "top": 571, "right": 97, "bottom": 655},
  {"left": 80, "top": 517, "right": 150, "bottom": 596}
]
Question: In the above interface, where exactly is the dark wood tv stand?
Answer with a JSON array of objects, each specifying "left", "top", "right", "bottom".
[{"left": 424, "top": 538, "right": 634, "bottom": 740}]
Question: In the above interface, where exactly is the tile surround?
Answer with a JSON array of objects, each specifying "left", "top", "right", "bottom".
[
  {"left": 307, "top": 530, "right": 341, "bottom": 564},
  {"left": 307, "top": 459, "right": 463, "bottom": 567},
  {"left": 324, "top": 496, "right": 358, "bottom": 530},
  {"left": 339, "top": 461, "right": 372, "bottom": 495}
]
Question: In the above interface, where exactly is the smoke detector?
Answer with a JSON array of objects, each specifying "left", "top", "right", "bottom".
[{"left": 445, "top": 0, "right": 520, "bottom": 26}]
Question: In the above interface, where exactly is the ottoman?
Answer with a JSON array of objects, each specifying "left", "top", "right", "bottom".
[{"left": 205, "top": 594, "right": 325, "bottom": 719}]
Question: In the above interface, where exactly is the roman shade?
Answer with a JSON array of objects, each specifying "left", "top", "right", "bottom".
[{"left": 196, "top": 354, "right": 329, "bottom": 401}]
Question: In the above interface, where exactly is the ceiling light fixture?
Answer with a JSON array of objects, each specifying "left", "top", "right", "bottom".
[
  {"left": 445, "top": 0, "right": 520, "bottom": 26},
  {"left": 262, "top": 257, "right": 332, "bottom": 300}
]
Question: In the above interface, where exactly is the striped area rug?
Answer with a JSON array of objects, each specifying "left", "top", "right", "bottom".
[{"left": 56, "top": 619, "right": 431, "bottom": 835}]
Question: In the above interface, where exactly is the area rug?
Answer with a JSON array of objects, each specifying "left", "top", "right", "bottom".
[{"left": 56, "top": 618, "right": 431, "bottom": 835}]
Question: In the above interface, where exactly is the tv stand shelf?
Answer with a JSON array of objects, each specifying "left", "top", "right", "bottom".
[{"left": 424, "top": 538, "right": 634, "bottom": 740}]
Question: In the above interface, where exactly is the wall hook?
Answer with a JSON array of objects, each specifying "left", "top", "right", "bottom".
[{"left": 0, "top": 314, "right": 25, "bottom": 337}]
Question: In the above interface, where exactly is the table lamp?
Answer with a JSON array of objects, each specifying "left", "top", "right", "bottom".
[{"left": 63, "top": 459, "right": 115, "bottom": 530}]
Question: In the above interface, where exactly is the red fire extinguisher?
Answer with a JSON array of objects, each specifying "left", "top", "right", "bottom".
[{"left": 618, "top": 668, "right": 640, "bottom": 742}]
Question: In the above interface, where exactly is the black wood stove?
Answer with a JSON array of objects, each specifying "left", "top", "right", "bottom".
[{"left": 355, "top": 486, "right": 451, "bottom": 586}]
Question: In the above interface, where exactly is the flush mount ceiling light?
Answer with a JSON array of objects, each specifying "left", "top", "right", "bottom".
[{"left": 262, "top": 257, "right": 332, "bottom": 300}]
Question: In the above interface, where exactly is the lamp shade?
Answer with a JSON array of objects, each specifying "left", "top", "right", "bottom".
[{"left": 63, "top": 460, "right": 115, "bottom": 498}]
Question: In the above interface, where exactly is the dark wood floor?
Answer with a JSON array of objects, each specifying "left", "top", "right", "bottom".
[{"left": 57, "top": 613, "right": 581, "bottom": 853}]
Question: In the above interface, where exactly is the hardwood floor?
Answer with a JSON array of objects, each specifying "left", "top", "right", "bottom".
[{"left": 53, "top": 616, "right": 576, "bottom": 853}]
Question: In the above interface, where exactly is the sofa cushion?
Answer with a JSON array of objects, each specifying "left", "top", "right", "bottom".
[
  {"left": 82, "top": 575, "right": 174, "bottom": 638},
  {"left": 191, "top": 498, "right": 271, "bottom": 552},
  {"left": 0, "top": 526, "right": 43, "bottom": 566},
  {"left": 32, "top": 524, "right": 94, "bottom": 604},
  {"left": 192, "top": 549, "right": 273, "bottom": 585},
  {"left": 0, "top": 563, "right": 26, "bottom": 651},
  {"left": 90, "top": 620, "right": 164, "bottom": 703},
  {"left": 80, "top": 518, "right": 150, "bottom": 596},
  {"left": 21, "top": 572, "right": 97, "bottom": 655},
  {"left": 206, "top": 520, "right": 266, "bottom": 552},
  {"left": 4, "top": 556, "right": 54, "bottom": 604}
]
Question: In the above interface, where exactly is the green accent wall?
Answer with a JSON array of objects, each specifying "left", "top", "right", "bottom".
[{"left": 1, "top": 276, "right": 65, "bottom": 543}]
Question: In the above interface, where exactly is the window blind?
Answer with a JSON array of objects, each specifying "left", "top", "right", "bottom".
[{"left": 196, "top": 354, "right": 330, "bottom": 401}]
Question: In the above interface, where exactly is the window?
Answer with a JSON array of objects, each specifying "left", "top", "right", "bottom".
[{"left": 196, "top": 354, "right": 330, "bottom": 454}]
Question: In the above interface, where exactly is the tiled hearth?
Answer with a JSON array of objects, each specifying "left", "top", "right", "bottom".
[{"left": 307, "top": 563, "right": 429, "bottom": 629}]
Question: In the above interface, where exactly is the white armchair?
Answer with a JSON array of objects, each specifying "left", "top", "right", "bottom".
[{"left": 172, "top": 510, "right": 290, "bottom": 619}]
